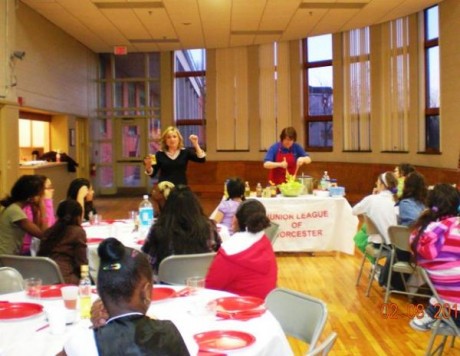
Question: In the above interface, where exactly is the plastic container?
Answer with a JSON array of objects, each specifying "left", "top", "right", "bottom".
[
  {"left": 79, "top": 265, "right": 91, "bottom": 319},
  {"left": 139, "top": 195, "right": 154, "bottom": 238}
]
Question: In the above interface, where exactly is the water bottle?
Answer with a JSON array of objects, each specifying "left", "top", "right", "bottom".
[
  {"left": 320, "top": 171, "right": 330, "bottom": 190},
  {"left": 79, "top": 265, "right": 92, "bottom": 319},
  {"left": 139, "top": 194, "right": 154, "bottom": 238}
]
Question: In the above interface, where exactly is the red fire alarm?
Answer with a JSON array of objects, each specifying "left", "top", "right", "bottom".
[
  {"left": 114, "top": 46, "right": 128, "bottom": 55},
  {"left": 17, "top": 96, "right": 24, "bottom": 106}
]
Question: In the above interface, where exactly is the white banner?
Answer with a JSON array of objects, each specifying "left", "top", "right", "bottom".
[{"left": 256, "top": 196, "right": 359, "bottom": 253}]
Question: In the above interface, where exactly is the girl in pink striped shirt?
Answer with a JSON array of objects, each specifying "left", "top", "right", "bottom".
[{"left": 410, "top": 183, "right": 460, "bottom": 331}]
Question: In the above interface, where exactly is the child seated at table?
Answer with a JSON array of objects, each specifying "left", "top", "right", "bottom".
[
  {"left": 212, "top": 177, "right": 245, "bottom": 235},
  {"left": 206, "top": 199, "right": 277, "bottom": 299},
  {"left": 37, "top": 199, "right": 88, "bottom": 285},
  {"left": 409, "top": 184, "right": 460, "bottom": 331},
  {"left": 62, "top": 238, "right": 190, "bottom": 356}
]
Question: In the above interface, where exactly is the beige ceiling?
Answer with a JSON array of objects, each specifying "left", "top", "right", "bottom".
[{"left": 21, "top": 0, "right": 442, "bottom": 53}]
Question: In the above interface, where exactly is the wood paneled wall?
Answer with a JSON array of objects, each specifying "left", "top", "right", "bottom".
[{"left": 188, "top": 161, "right": 459, "bottom": 205}]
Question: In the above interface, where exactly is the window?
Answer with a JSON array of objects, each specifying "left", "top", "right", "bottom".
[
  {"left": 174, "top": 49, "right": 206, "bottom": 148},
  {"left": 342, "top": 27, "right": 371, "bottom": 151},
  {"left": 303, "top": 34, "right": 333, "bottom": 151},
  {"left": 423, "top": 5, "right": 440, "bottom": 152},
  {"left": 381, "top": 17, "right": 411, "bottom": 152}
]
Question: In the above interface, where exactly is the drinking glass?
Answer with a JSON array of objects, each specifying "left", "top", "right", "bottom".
[{"left": 24, "top": 277, "right": 42, "bottom": 298}]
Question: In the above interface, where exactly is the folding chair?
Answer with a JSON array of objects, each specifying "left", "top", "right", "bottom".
[
  {"left": 0, "top": 254, "right": 65, "bottom": 285},
  {"left": 419, "top": 268, "right": 460, "bottom": 356},
  {"left": 157, "top": 252, "right": 216, "bottom": 285},
  {"left": 383, "top": 225, "right": 431, "bottom": 304},
  {"left": 355, "top": 214, "right": 392, "bottom": 296},
  {"left": 265, "top": 287, "right": 330, "bottom": 353},
  {"left": 307, "top": 332, "right": 338, "bottom": 356},
  {"left": 0, "top": 267, "right": 24, "bottom": 294},
  {"left": 265, "top": 221, "right": 280, "bottom": 245}
]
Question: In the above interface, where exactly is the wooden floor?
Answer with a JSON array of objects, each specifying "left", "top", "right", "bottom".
[{"left": 95, "top": 195, "right": 458, "bottom": 356}]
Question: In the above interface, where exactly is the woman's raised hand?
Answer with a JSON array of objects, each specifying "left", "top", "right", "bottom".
[{"left": 189, "top": 134, "right": 198, "bottom": 145}]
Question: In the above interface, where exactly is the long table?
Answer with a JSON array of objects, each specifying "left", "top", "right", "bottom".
[{"left": 255, "top": 195, "right": 359, "bottom": 253}]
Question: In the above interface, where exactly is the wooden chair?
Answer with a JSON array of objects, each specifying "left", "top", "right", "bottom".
[
  {"left": 265, "top": 287, "right": 330, "bottom": 353},
  {"left": 0, "top": 255, "right": 65, "bottom": 285},
  {"left": 355, "top": 214, "right": 392, "bottom": 296},
  {"left": 157, "top": 252, "right": 216, "bottom": 285},
  {"left": 383, "top": 225, "right": 431, "bottom": 304},
  {"left": 0, "top": 267, "right": 24, "bottom": 294}
]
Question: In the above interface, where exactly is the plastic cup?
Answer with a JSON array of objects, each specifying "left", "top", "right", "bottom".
[
  {"left": 61, "top": 286, "right": 79, "bottom": 310},
  {"left": 186, "top": 276, "right": 205, "bottom": 295},
  {"left": 46, "top": 306, "right": 67, "bottom": 334},
  {"left": 24, "top": 277, "right": 42, "bottom": 298}
]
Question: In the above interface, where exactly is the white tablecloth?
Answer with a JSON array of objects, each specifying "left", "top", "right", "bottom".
[
  {"left": 256, "top": 195, "right": 359, "bottom": 253},
  {"left": 0, "top": 287, "right": 292, "bottom": 356}
]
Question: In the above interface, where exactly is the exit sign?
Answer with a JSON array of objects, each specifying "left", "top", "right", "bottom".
[{"left": 114, "top": 46, "right": 128, "bottom": 55}]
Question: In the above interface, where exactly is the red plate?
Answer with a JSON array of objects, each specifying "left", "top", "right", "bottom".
[
  {"left": 194, "top": 330, "right": 256, "bottom": 352},
  {"left": 87, "top": 237, "right": 104, "bottom": 244},
  {"left": 214, "top": 296, "right": 264, "bottom": 312},
  {"left": 40, "top": 284, "right": 73, "bottom": 299},
  {"left": 151, "top": 287, "right": 176, "bottom": 302},
  {"left": 0, "top": 302, "right": 43, "bottom": 320}
]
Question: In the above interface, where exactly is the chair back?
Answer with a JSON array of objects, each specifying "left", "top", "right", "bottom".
[
  {"left": 157, "top": 252, "right": 216, "bottom": 285},
  {"left": 265, "top": 222, "right": 280, "bottom": 245},
  {"left": 0, "top": 255, "right": 65, "bottom": 285},
  {"left": 265, "top": 287, "right": 328, "bottom": 352},
  {"left": 0, "top": 267, "right": 24, "bottom": 294},
  {"left": 363, "top": 214, "right": 380, "bottom": 235},
  {"left": 387, "top": 225, "right": 411, "bottom": 252}
]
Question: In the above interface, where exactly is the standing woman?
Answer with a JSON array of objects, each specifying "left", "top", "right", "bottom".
[
  {"left": 38, "top": 199, "right": 88, "bottom": 285},
  {"left": 143, "top": 126, "right": 206, "bottom": 186},
  {"left": 263, "top": 126, "right": 311, "bottom": 185},
  {"left": 67, "top": 178, "right": 97, "bottom": 221},
  {"left": 0, "top": 175, "right": 47, "bottom": 254}
]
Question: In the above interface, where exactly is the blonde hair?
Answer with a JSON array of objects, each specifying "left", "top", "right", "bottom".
[{"left": 160, "top": 126, "right": 184, "bottom": 151}]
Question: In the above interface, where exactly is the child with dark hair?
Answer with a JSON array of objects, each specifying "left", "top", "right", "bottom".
[
  {"left": 21, "top": 175, "right": 56, "bottom": 255},
  {"left": 212, "top": 177, "right": 245, "bottom": 235},
  {"left": 67, "top": 178, "right": 97, "bottom": 221},
  {"left": 0, "top": 175, "right": 47, "bottom": 254},
  {"left": 142, "top": 185, "right": 221, "bottom": 275},
  {"left": 409, "top": 184, "right": 460, "bottom": 331},
  {"left": 206, "top": 199, "right": 277, "bottom": 299},
  {"left": 394, "top": 163, "right": 416, "bottom": 197},
  {"left": 38, "top": 199, "right": 88, "bottom": 284},
  {"left": 63, "top": 238, "right": 190, "bottom": 356}
]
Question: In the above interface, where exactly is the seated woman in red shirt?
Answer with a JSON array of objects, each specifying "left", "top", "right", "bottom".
[{"left": 205, "top": 199, "right": 277, "bottom": 299}]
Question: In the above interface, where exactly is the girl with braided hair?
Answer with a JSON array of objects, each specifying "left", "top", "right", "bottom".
[{"left": 38, "top": 199, "right": 88, "bottom": 284}]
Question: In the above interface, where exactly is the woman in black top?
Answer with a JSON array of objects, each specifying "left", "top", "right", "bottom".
[{"left": 143, "top": 126, "right": 206, "bottom": 186}]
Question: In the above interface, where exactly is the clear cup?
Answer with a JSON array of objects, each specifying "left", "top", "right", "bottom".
[
  {"left": 24, "top": 277, "right": 42, "bottom": 298},
  {"left": 46, "top": 306, "right": 67, "bottom": 334},
  {"left": 185, "top": 276, "right": 205, "bottom": 295},
  {"left": 61, "top": 286, "right": 79, "bottom": 310},
  {"left": 90, "top": 214, "right": 102, "bottom": 225},
  {"left": 129, "top": 210, "right": 138, "bottom": 224}
]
